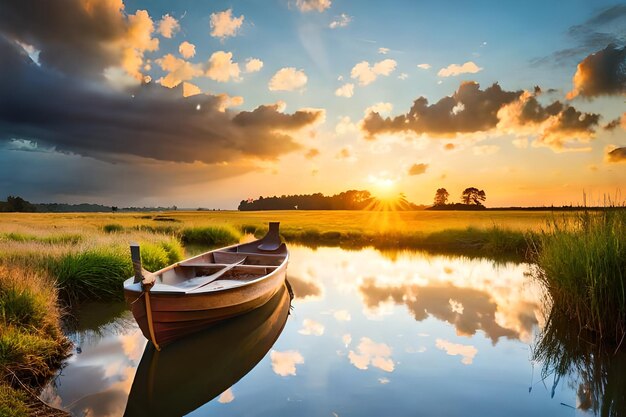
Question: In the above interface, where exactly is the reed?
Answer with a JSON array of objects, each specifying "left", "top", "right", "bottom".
[{"left": 531, "top": 209, "right": 626, "bottom": 345}]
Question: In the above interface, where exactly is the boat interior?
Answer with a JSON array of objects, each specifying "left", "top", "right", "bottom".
[{"left": 140, "top": 243, "right": 288, "bottom": 294}]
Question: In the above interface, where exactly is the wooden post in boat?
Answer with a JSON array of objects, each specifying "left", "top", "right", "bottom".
[
  {"left": 130, "top": 243, "right": 143, "bottom": 284},
  {"left": 129, "top": 243, "right": 161, "bottom": 351},
  {"left": 258, "top": 222, "right": 282, "bottom": 252}
]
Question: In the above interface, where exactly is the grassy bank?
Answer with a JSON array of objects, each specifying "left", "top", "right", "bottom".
[
  {"left": 532, "top": 209, "right": 626, "bottom": 346},
  {"left": 0, "top": 265, "right": 71, "bottom": 416}
]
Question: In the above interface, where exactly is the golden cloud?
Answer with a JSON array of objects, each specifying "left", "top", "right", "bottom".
[
  {"left": 178, "top": 41, "right": 196, "bottom": 59},
  {"left": 210, "top": 9, "right": 244, "bottom": 39},
  {"left": 351, "top": 59, "right": 397, "bottom": 86},
  {"left": 157, "top": 14, "right": 180, "bottom": 38},
  {"left": 270, "top": 350, "right": 304, "bottom": 376},
  {"left": 269, "top": 67, "right": 308, "bottom": 91}
]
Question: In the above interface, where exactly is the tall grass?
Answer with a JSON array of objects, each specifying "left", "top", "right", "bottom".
[
  {"left": 0, "top": 266, "right": 70, "bottom": 385},
  {"left": 181, "top": 225, "right": 241, "bottom": 247},
  {"left": 46, "top": 237, "right": 184, "bottom": 302},
  {"left": 531, "top": 209, "right": 626, "bottom": 345}
]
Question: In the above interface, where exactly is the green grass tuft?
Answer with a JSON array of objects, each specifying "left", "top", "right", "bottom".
[
  {"left": 181, "top": 226, "right": 241, "bottom": 247},
  {"left": 102, "top": 223, "right": 124, "bottom": 233},
  {"left": 47, "top": 249, "right": 132, "bottom": 302}
]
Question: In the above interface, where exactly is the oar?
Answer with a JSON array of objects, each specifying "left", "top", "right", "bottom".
[{"left": 186, "top": 258, "right": 247, "bottom": 293}]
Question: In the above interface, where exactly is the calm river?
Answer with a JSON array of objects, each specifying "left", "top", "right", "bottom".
[{"left": 40, "top": 245, "right": 609, "bottom": 416}]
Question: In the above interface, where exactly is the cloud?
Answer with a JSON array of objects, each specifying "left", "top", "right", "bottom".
[
  {"left": 270, "top": 350, "right": 304, "bottom": 376},
  {"left": 435, "top": 339, "right": 478, "bottom": 365},
  {"left": 532, "top": 5, "right": 626, "bottom": 67},
  {"left": 336, "top": 146, "right": 356, "bottom": 161},
  {"left": 335, "top": 83, "right": 354, "bottom": 98},
  {"left": 360, "top": 82, "right": 601, "bottom": 152},
  {"left": 408, "top": 163, "right": 428, "bottom": 176},
  {"left": 182, "top": 82, "right": 202, "bottom": 97},
  {"left": 179, "top": 41, "right": 196, "bottom": 59},
  {"left": 245, "top": 58, "right": 264, "bottom": 73},
  {"left": 335, "top": 116, "right": 358, "bottom": 135},
  {"left": 269, "top": 67, "right": 308, "bottom": 91},
  {"left": 364, "top": 102, "right": 393, "bottom": 116},
  {"left": 305, "top": 148, "right": 320, "bottom": 159},
  {"left": 472, "top": 145, "right": 499, "bottom": 155},
  {"left": 333, "top": 310, "right": 351, "bottom": 321},
  {"left": 0, "top": 37, "right": 324, "bottom": 165},
  {"left": 606, "top": 146, "right": 626, "bottom": 163},
  {"left": 330, "top": 13, "right": 351, "bottom": 29},
  {"left": 437, "top": 61, "right": 482, "bottom": 77},
  {"left": 158, "top": 14, "right": 180, "bottom": 38},
  {"left": 206, "top": 51, "right": 241, "bottom": 82},
  {"left": 566, "top": 44, "right": 626, "bottom": 99},
  {"left": 0, "top": 0, "right": 158, "bottom": 81},
  {"left": 156, "top": 54, "right": 203, "bottom": 87},
  {"left": 298, "top": 319, "right": 325, "bottom": 336},
  {"left": 351, "top": 59, "right": 397, "bottom": 86},
  {"left": 210, "top": 9, "right": 244, "bottom": 39},
  {"left": 296, "top": 0, "right": 332, "bottom": 13},
  {"left": 215, "top": 93, "right": 244, "bottom": 112},
  {"left": 218, "top": 388, "right": 235, "bottom": 404},
  {"left": 348, "top": 337, "right": 394, "bottom": 372},
  {"left": 378, "top": 47, "right": 390, "bottom": 55},
  {"left": 417, "top": 63, "right": 431, "bottom": 70},
  {"left": 287, "top": 276, "right": 323, "bottom": 300},
  {"left": 358, "top": 278, "right": 525, "bottom": 344},
  {"left": 497, "top": 91, "right": 600, "bottom": 151}
]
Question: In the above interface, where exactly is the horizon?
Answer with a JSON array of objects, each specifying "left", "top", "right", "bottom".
[{"left": 0, "top": 1, "right": 625, "bottom": 208}]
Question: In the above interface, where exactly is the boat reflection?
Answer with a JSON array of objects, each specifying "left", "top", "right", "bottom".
[
  {"left": 533, "top": 306, "right": 626, "bottom": 416},
  {"left": 124, "top": 283, "right": 292, "bottom": 417}
]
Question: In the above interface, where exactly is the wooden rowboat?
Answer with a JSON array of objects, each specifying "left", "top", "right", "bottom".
[
  {"left": 123, "top": 222, "right": 288, "bottom": 349},
  {"left": 124, "top": 282, "right": 292, "bottom": 417}
]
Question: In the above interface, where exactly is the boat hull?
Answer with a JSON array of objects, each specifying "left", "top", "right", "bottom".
[
  {"left": 124, "top": 283, "right": 292, "bottom": 417},
  {"left": 124, "top": 261, "right": 287, "bottom": 347}
]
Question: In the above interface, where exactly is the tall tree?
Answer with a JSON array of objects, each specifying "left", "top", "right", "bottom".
[
  {"left": 433, "top": 188, "right": 449, "bottom": 206},
  {"left": 461, "top": 188, "right": 486, "bottom": 205}
]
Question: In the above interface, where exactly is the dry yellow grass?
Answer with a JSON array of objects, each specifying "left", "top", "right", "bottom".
[{"left": 0, "top": 209, "right": 559, "bottom": 236}]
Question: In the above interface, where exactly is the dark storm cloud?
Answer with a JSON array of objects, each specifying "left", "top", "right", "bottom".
[
  {"left": 0, "top": 0, "right": 130, "bottom": 78},
  {"left": 361, "top": 82, "right": 522, "bottom": 138},
  {"left": 359, "top": 82, "right": 601, "bottom": 149},
  {"left": 531, "top": 4, "right": 626, "bottom": 66},
  {"left": 567, "top": 44, "right": 626, "bottom": 98},
  {"left": 0, "top": 38, "right": 323, "bottom": 164},
  {"left": 607, "top": 147, "right": 626, "bottom": 162},
  {"left": 0, "top": 145, "right": 256, "bottom": 204}
]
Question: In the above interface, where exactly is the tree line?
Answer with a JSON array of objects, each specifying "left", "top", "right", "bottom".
[{"left": 238, "top": 190, "right": 423, "bottom": 211}]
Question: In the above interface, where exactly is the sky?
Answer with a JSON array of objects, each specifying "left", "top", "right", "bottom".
[{"left": 0, "top": 0, "right": 624, "bottom": 208}]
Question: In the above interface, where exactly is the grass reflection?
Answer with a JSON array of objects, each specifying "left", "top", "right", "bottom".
[{"left": 533, "top": 306, "right": 626, "bottom": 416}]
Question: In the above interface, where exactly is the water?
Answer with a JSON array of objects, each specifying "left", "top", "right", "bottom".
[{"left": 41, "top": 245, "right": 603, "bottom": 416}]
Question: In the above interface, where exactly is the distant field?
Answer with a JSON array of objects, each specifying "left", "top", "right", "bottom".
[{"left": 0, "top": 209, "right": 569, "bottom": 235}]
